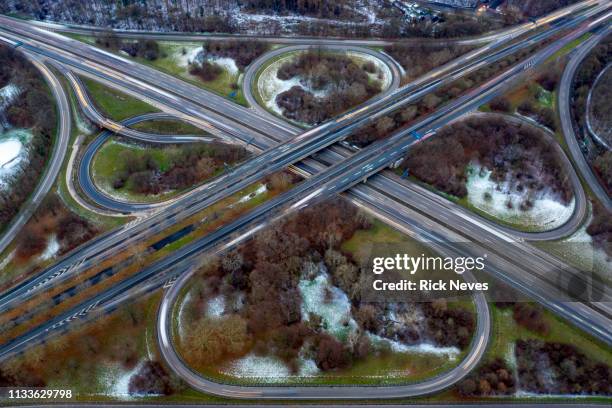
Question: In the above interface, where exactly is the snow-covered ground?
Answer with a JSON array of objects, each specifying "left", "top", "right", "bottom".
[
  {"left": 465, "top": 163, "right": 575, "bottom": 231},
  {"left": 256, "top": 50, "right": 391, "bottom": 123},
  {"left": 206, "top": 295, "right": 225, "bottom": 318},
  {"left": 220, "top": 353, "right": 320, "bottom": 381},
  {"left": 97, "top": 361, "right": 143, "bottom": 399},
  {"left": 0, "top": 83, "right": 21, "bottom": 129},
  {"left": 367, "top": 333, "right": 460, "bottom": 359},
  {"left": 299, "top": 267, "right": 358, "bottom": 341},
  {"left": 39, "top": 234, "right": 60, "bottom": 261},
  {"left": 0, "top": 129, "right": 32, "bottom": 189},
  {"left": 538, "top": 211, "right": 611, "bottom": 284},
  {"left": 174, "top": 43, "right": 239, "bottom": 76}
]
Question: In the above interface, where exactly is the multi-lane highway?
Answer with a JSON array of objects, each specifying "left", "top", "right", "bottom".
[
  {"left": 77, "top": 112, "right": 219, "bottom": 214},
  {"left": 2, "top": 12, "right": 611, "bottom": 369},
  {"left": 0, "top": 0, "right": 608, "bottom": 335},
  {"left": 559, "top": 24, "right": 612, "bottom": 211},
  {"left": 15, "top": 0, "right": 599, "bottom": 48},
  {"left": 0, "top": 2, "right": 610, "bottom": 401}
]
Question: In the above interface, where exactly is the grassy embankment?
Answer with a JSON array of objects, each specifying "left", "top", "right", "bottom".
[{"left": 66, "top": 34, "right": 249, "bottom": 106}]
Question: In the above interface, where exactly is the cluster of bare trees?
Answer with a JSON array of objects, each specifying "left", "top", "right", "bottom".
[
  {"left": 128, "top": 360, "right": 179, "bottom": 396},
  {"left": 505, "top": 0, "right": 580, "bottom": 18},
  {"left": 516, "top": 339, "right": 611, "bottom": 395},
  {"left": 0, "top": 45, "right": 56, "bottom": 232},
  {"left": 348, "top": 42, "right": 548, "bottom": 147},
  {"left": 204, "top": 40, "right": 269, "bottom": 70},
  {"left": 385, "top": 43, "right": 474, "bottom": 81},
  {"left": 400, "top": 116, "right": 573, "bottom": 205},
  {"left": 14, "top": 194, "right": 98, "bottom": 261},
  {"left": 179, "top": 196, "right": 477, "bottom": 375},
  {"left": 275, "top": 50, "right": 381, "bottom": 124},
  {"left": 111, "top": 142, "right": 248, "bottom": 196},
  {"left": 586, "top": 200, "right": 611, "bottom": 257},
  {"left": 95, "top": 32, "right": 160, "bottom": 60},
  {"left": 570, "top": 34, "right": 612, "bottom": 192},
  {"left": 243, "top": 0, "right": 353, "bottom": 18},
  {"left": 179, "top": 198, "right": 373, "bottom": 372},
  {"left": 457, "top": 358, "right": 516, "bottom": 396}
]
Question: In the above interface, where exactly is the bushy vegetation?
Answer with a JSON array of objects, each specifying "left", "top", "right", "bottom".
[
  {"left": 275, "top": 50, "right": 381, "bottom": 124},
  {"left": 570, "top": 34, "right": 612, "bottom": 192},
  {"left": 457, "top": 358, "right": 516, "bottom": 396},
  {"left": 178, "top": 197, "right": 475, "bottom": 375},
  {"left": 385, "top": 43, "right": 474, "bottom": 81},
  {"left": 348, "top": 41, "right": 549, "bottom": 147},
  {"left": 516, "top": 339, "right": 611, "bottom": 394},
  {"left": 95, "top": 32, "right": 160, "bottom": 60},
  {"left": 204, "top": 40, "right": 269, "bottom": 70},
  {"left": 586, "top": 200, "right": 611, "bottom": 257},
  {"left": 399, "top": 116, "right": 573, "bottom": 205},
  {"left": 109, "top": 141, "right": 248, "bottom": 196},
  {"left": 14, "top": 195, "right": 98, "bottom": 262},
  {"left": 0, "top": 45, "right": 56, "bottom": 231}
]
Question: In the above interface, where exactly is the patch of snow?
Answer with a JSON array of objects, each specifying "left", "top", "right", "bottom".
[
  {"left": 98, "top": 361, "right": 142, "bottom": 399},
  {"left": 39, "top": 234, "right": 60, "bottom": 261},
  {"left": 220, "top": 352, "right": 320, "bottom": 381},
  {"left": 0, "top": 84, "right": 21, "bottom": 128},
  {"left": 220, "top": 354, "right": 289, "bottom": 380},
  {"left": 0, "top": 250, "right": 15, "bottom": 271},
  {"left": 206, "top": 295, "right": 225, "bottom": 318},
  {"left": 257, "top": 50, "right": 391, "bottom": 122},
  {"left": 176, "top": 291, "right": 192, "bottom": 339},
  {"left": 466, "top": 163, "right": 574, "bottom": 231},
  {"left": 0, "top": 129, "right": 32, "bottom": 189},
  {"left": 206, "top": 56, "right": 239, "bottom": 76},
  {"left": 176, "top": 45, "right": 204, "bottom": 68},
  {"left": 237, "top": 184, "right": 267, "bottom": 204},
  {"left": 367, "top": 333, "right": 461, "bottom": 359},
  {"left": 0, "top": 140, "right": 22, "bottom": 168},
  {"left": 174, "top": 44, "right": 239, "bottom": 77},
  {"left": 299, "top": 267, "right": 358, "bottom": 341}
]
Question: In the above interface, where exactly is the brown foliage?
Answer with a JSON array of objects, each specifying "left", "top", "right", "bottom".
[{"left": 400, "top": 116, "right": 573, "bottom": 205}]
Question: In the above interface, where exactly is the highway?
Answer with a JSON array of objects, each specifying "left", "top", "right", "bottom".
[
  {"left": 586, "top": 63, "right": 612, "bottom": 150},
  {"left": 16, "top": 0, "right": 599, "bottom": 48},
  {"left": 0, "top": 7, "right": 607, "bottom": 401},
  {"left": 0, "top": 51, "right": 71, "bottom": 255},
  {"left": 61, "top": 68, "right": 219, "bottom": 144},
  {"left": 60, "top": 0, "right": 599, "bottom": 229},
  {"left": 0, "top": 1, "right": 607, "bottom": 331},
  {"left": 558, "top": 24, "right": 612, "bottom": 211},
  {"left": 77, "top": 112, "right": 219, "bottom": 214},
  {"left": 2, "top": 17, "right": 612, "bottom": 370},
  {"left": 242, "top": 43, "right": 403, "bottom": 117}
]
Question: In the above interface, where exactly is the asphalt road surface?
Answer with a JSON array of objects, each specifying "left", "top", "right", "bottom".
[
  {"left": 0, "top": 1, "right": 608, "bottom": 338},
  {"left": 77, "top": 112, "right": 218, "bottom": 214},
  {"left": 0, "top": 51, "right": 71, "bottom": 255},
  {"left": 558, "top": 24, "right": 612, "bottom": 211}
]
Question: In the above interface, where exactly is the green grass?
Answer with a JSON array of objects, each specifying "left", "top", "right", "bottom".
[
  {"left": 91, "top": 140, "right": 181, "bottom": 203},
  {"left": 131, "top": 119, "right": 204, "bottom": 135},
  {"left": 81, "top": 77, "right": 159, "bottom": 122},
  {"left": 65, "top": 35, "right": 255, "bottom": 106},
  {"left": 174, "top": 217, "right": 477, "bottom": 386},
  {"left": 547, "top": 32, "right": 593, "bottom": 63},
  {"left": 487, "top": 304, "right": 612, "bottom": 366}
]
